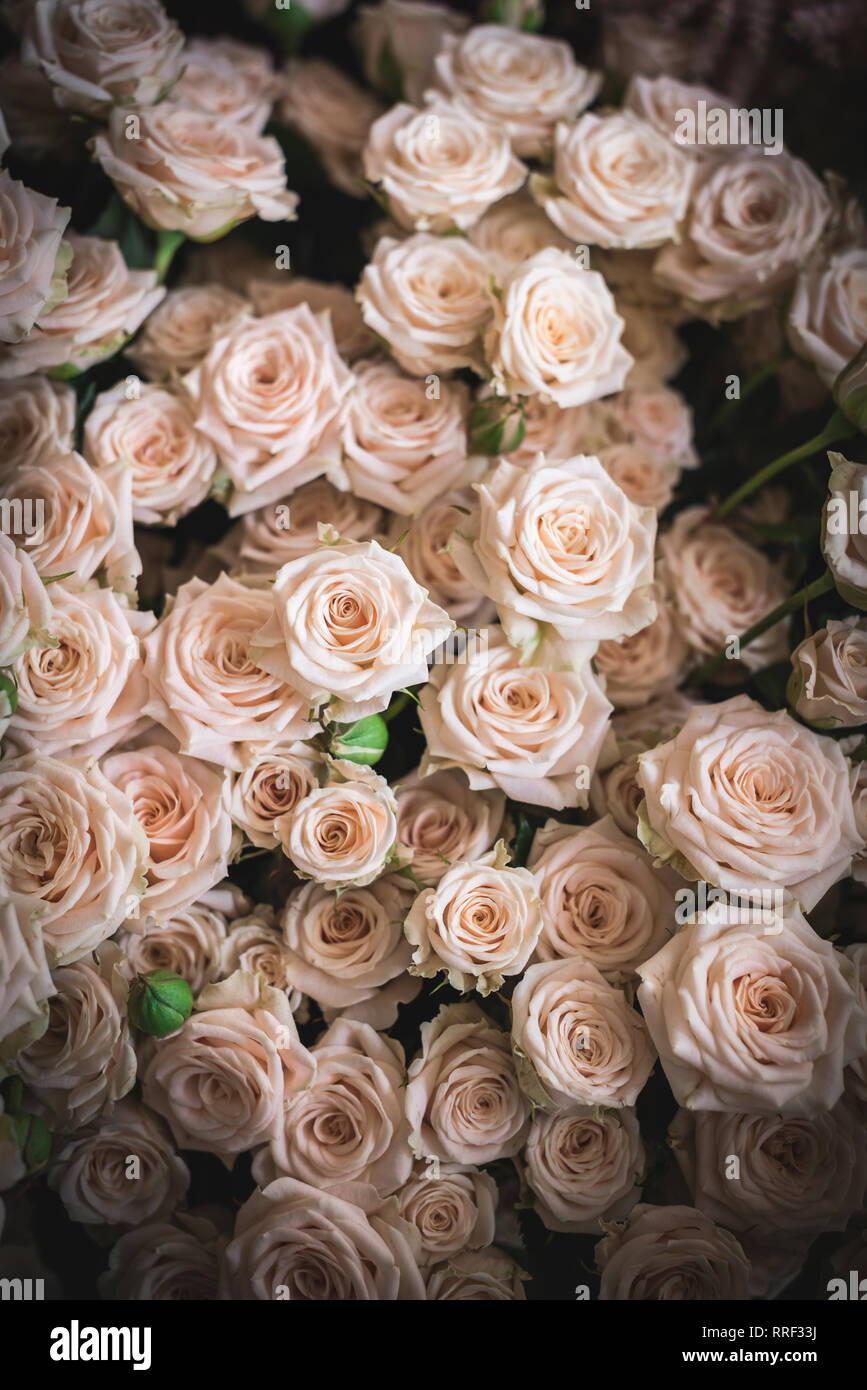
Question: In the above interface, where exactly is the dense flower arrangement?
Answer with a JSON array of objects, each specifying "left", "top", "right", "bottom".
[{"left": 0, "top": 0, "right": 866, "bottom": 1304}]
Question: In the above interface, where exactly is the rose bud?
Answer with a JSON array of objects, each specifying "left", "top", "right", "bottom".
[
  {"left": 330, "top": 714, "right": 389, "bottom": 766},
  {"left": 128, "top": 970, "right": 194, "bottom": 1038}
]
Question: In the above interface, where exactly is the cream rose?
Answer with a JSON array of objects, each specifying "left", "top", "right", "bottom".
[
  {"left": 0, "top": 172, "right": 70, "bottom": 344},
  {"left": 141, "top": 971, "right": 315, "bottom": 1163},
  {"left": 99, "top": 1214, "right": 224, "bottom": 1300},
  {"left": 426, "top": 1248, "right": 526, "bottom": 1300},
  {"left": 92, "top": 105, "right": 297, "bottom": 242},
  {"left": 248, "top": 277, "right": 376, "bottom": 364},
  {"left": 636, "top": 695, "right": 861, "bottom": 909},
  {"left": 0, "top": 375, "right": 75, "bottom": 471},
  {"left": 118, "top": 900, "right": 228, "bottom": 997},
  {"left": 419, "top": 626, "right": 613, "bottom": 810},
  {"left": 405, "top": 841, "right": 544, "bottom": 994},
  {"left": 185, "top": 306, "right": 355, "bottom": 517},
  {"left": 22, "top": 0, "right": 184, "bottom": 114},
  {"left": 450, "top": 455, "right": 656, "bottom": 663},
  {"left": 598, "top": 442, "right": 680, "bottom": 511},
  {"left": 0, "top": 753, "right": 148, "bottom": 966},
  {"left": 229, "top": 742, "right": 321, "bottom": 849},
  {"left": 278, "top": 762, "right": 401, "bottom": 889},
  {"left": 236, "top": 480, "right": 384, "bottom": 575},
  {"left": 101, "top": 744, "right": 236, "bottom": 924},
  {"left": 14, "top": 941, "right": 136, "bottom": 1128},
  {"left": 433, "top": 24, "right": 599, "bottom": 159},
  {"left": 221, "top": 1176, "right": 425, "bottom": 1300},
  {"left": 395, "top": 1160, "right": 496, "bottom": 1265},
  {"left": 789, "top": 617, "right": 867, "bottom": 728},
  {"left": 823, "top": 453, "right": 867, "bottom": 608},
  {"left": 605, "top": 386, "right": 697, "bottom": 468},
  {"left": 525, "top": 1107, "right": 645, "bottom": 1234},
  {"left": 788, "top": 245, "right": 867, "bottom": 387},
  {"left": 484, "top": 250, "right": 633, "bottom": 407},
  {"left": 595, "top": 1203, "right": 750, "bottom": 1300},
  {"left": 508, "top": 396, "right": 612, "bottom": 469},
  {"left": 594, "top": 590, "right": 689, "bottom": 709},
  {"left": 512, "top": 956, "right": 656, "bottom": 1112},
  {"left": 250, "top": 538, "right": 453, "bottom": 723},
  {"left": 356, "top": 0, "right": 470, "bottom": 106},
  {"left": 279, "top": 59, "right": 384, "bottom": 198},
  {"left": 356, "top": 233, "right": 491, "bottom": 377},
  {"left": 47, "top": 1098, "right": 189, "bottom": 1226},
  {"left": 126, "top": 284, "right": 251, "bottom": 381},
  {"left": 623, "top": 74, "right": 738, "bottom": 161},
  {"left": 0, "top": 532, "right": 53, "bottom": 668},
  {"left": 467, "top": 193, "right": 572, "bottom": 280},
  {"left": 637, "top": 902, "right": 867, "bottom": 1114},
  {"left": 619, "top": 303, "right": 688, "bottom": 389},
  {"left": 591, "top": 752, "right": 645, "bottom": 838},
  {"left": 220, "top": 909, "right": 301, "bottom": 1011},
  {"left": 388, "top": 491, "right": 495, "bottom": 627},
  {"left": 0, "top": 233, "right": 164, "bottom": 379},
  {"left": 392, "top": 766, "right": 504, "bottom": 888},
  {"left": 168, "top": 37, "right": 276, "bottom": 132},
  {"left": 335, "top": 357, "right": 471, "bottom": 515},
  {"left": 405, "top": 1002, "right": 530, "bottom": 1164},
  {"left": 0, "top": 900, "right": 53, "bottom": 1062}
]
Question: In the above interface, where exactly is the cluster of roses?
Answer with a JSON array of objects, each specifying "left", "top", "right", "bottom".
[{"left": 0, "top": 0, "right": 867, "bottom": 1303}]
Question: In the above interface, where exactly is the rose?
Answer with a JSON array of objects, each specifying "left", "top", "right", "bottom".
[
  {"left": 126, "top": 285, "right": 250, "bottom": 381},
  {"left": 432, "top": 24, "right": 600, "bottom": 159},
  {"left": 823, "top": 453, "right": 867, "bottom": 609},
  {"left": 0, "top": 900, "right": 53, "bottom": 1062},
  {"left": 789, "top": 617, "right": 867, "bottom": 728},
  {"left": 512, "top": 956, "right": 656, "bottom": 1112},
  {"left": 450, "top": 455, "right": 656, "bottom": 663},
  {"left": 532, "top": 112, "right": 693, "bottom": 251},
  {"left": 0, "top": 449, "right": 140, "bottom": 597},
  {"left": 0, "top": 375, "right": 74, "bottom": 473},
  {"left": 184, "top": 306, "right": 355, "bottom": 517},
  {"left": 356, "top": 232, "right": 492, "bottom": 377},
  {"left": 619, "top": 304, "right": 688, "bottom": 389},
  {"left": 22, "top": 0, "right": 184, "bottom": 114},
  {"left": 404, "top": 842, "right": 544, "bottom": 994},
  {"left": 47, "top": 1098, "right": 189, "bottom": 1226},
  {"left": 406, "top": 1002, "right": 530, "bottom": 1164},
  {"left": 220, "top": 1175, "right": 425, "bottom": 1299},
  {"left": 220, "top": 910, "right": 300, "bottom": 1010},
  {"left": 248, "top": 278, "right": 376, "bottom": 363},
  {"left": 91, "top": 105, "right": 297, "bottom": 243},
  {"left": 253, "top": 1018, "right": 411, "bottom": 1197},
  {"left": 654, "top": 151, "right": 831, "bottom": 319},
  {"left": 0, "top": 234, "right": 165, "bottom": 379},
  {"left": 605, "top": 386, "right": 697, "bottom": 467},
  {"left": 278, "top": 763, "right": 401, "bottom": 889},
  {"left": 279, "top": 59, "right": 384, "bottom": 199},
  {"left": 281, "top": 876, "right": 413, "bottom": 1015},
  {"left": 528, "top": 816, "right": 672, "bottom": 977},
  {"left": 0, "top": 753, "right": 148, "bottom": 967},
  {"left": 637, "top": 902, "right": 867, "bottom": 1114},
  {"left": 613, "top": 690, "right": 696, "bottom": 748},
  {"left": 101, "top": 744, "right": 236, "bottom": 923},
  {"left": 387, "top": 492, "right": 495, "bottom": 627},
  {"left": 419, "top": 626, "right": 613, "bottom": 810},
  {"left": 0, "top": 172, "right": 70, "bottom": 343},
  {"left": 598, "top": 442, "right": 680, "bottom": 511},
  {"left": 356, "top": 0, "right": 470, "bottom": 106},
  {"left": 141, "top": 971, "right": 315, "bottom": 1163},
  {"left": 594, "top": 590, "right": 690, "bottom": 708},
  {"left": 848, "top": 763, "right": 867, "bottom": 887},
  {"left": 623, "top": 74, "right": 735, "bottom": 157},
  {"left": 118, "top": 901, "right": 228, "bottom": 997},
  {"left": 595, "top": 1203, "right": 750, "bottom": 1300},
  {"left": 250, "top": 538, "right": 453, "bottom": 723},
  {"left": 788, "top": 246, "right": 867, "bottom": 388},
  {"left": 13, "top": 941, "right": 136, "bottom": 1129},
  {"left": 229, "top": 742, "right": 321, "bottom": 849},
  {"left": 525, "top": 1107, "right": 645, "bottom": 1234},
  {"left": 657, "top": 506, "right": 790, "bottom": 672},
  {"left": 6, "top": 582, "right": 154, "bottom": 759},
  {"left": 636, "top": 695, "right": 862, "bottom": 909},
  {"left": 237, "top": 482, "right": 384, "bottom": 578},
  {"left": 392, "top": 766, "right": 504, "bottom": 888},
  {"left": 669, "top": 1101, "right": 867, "bottom": 1241},
  {"left": 591, "top": 754, "right": 645, "bottom": 837},
  {"left": 395, "top": 1160, "right": 496, "bottom": 1265},
  {"left": 0, "top": 532, "right": 53, "bottom": 668},
  {"left": 99, "top": 1214, "right": 224, "bottom": 1300},
  {"left": 167, "top": 37, "right": 276, "bottom": 132},
  {"left": 467, "top": 193, "right": 572, "bottom": 280},
  {"left": 335, "top": 357, "right": 471, "bottom": 516},
  {"left": 508, "top": 396, "right": 611, "bottom": 469},
  {"left": 483, "top": 250, "right": 633, "bottom": 407},
  {"left": 425, "top": 1248, "right": 526, "bottom": 1300}
]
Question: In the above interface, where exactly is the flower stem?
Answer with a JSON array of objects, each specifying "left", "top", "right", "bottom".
[
  {"left": 716, "top": 409, "right": 855, "bottom": 518},
  {"left": 383, "top": 691, "right": 412, "bottom": 724},
  {"left": 710, "top": 344, "right": 792, "bottom": 433},
  {"left": 693, "top": 569, "right": 836, "bottom": 683},
  {"left": 153, "top": 230, "right": 185, "bottom": 285}
]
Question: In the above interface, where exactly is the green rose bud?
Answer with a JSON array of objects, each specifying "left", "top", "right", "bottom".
[
  {"left": 468, "top": 398, "right": 526, "bottom": 456},
  {"left": 330, "top": 714, "right": 389, "bottom": 766},
  {"left": 13, "top": 1111, "right": 51, "bottom": 1174},
  {"left": 834, "top": 341, "right": 867, "bottom": 434},
  {"left": 128, "top": 970, "right": 193, "bottom": 1037}
]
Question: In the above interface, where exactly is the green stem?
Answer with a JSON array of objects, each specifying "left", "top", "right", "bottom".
[
  {"left": 383, "top": 691, "right": 411, "bottom": 724},
  {"left": 693, "top": 570, "right": 835, "bottom": 683},
  {"left": 710, "top": 345, "right": 792, "bottom": 433},
  {"left": 153, "top": 230, "right": 185, "bottom": 285},
  {"left": 716, "top": 409, "right": 855, "bottom": 519}
]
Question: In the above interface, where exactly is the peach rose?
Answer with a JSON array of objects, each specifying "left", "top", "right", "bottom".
[
  {"left": 356, "top": 0, "right": 469, "bottom": 106},
  {"left": 637, "top": 902, "right": 867, "bottom": 1114},
  {"left": 405, "top": 1002, "right": 530, "bottom": 1164},
  {"left": 0, "top": 172, "right": 70, "bottom": 343},
  {"left": 507, "top": 395, "right": 612, "bottom": 469},
  {"left": 392, "top": 766, "right": 504, "bottom": 888},
  {"left": 126, "top": 284, "right": 251, "bottom": 381},
  {"left": 99, "top": 1214, "right": 224, "bottom": 1300},
  {"left": 525, "top": 1107, "right": 645, "bottom": 1234},
  {"left": 596, "top": 1203, "right": 750, "bottom": 1300},
  {"left": 605, "top": 386, "right": 697, "bottom": 468},
  {"left": 404, "top": 841, "right": 544, "bottom": 994},
  {"left": 0, "top": 753, "right": 148, "bottom": 966},
  {"left": 590, "top": 752, "right": 646, "bottom": 838},
  {"left": 388, "top": 491, "right": 496, "bottom": 627},
  {"left": 433, "top": 24, "right": 599, "bottom": 159},
  {"left": 22, "top": 0, "right": 184, "bottom": 114},
  {"left": 450, "top": 455, "right": 656, "bottom": 663},
  {"left": 0, "top": 233, "right": 164, "bottom": 379},
  {"left": 788, "top": 246, "right": 867, "bottom": 387},
  {"left": 823, "top": 453, "right": 867, "bottom": 608},
  {"left": 236, "top": 480, "right": 384, "bottom": 575},
  {"left": 118, "top": 900, "right": 228, "bottom": 997},
  {"left": 623, "top": 75, "right": 737, "bottom": 161},
  {"left": 221, "top": 1175, "right": 425, "bottom": 1299},
  {"left": 0, "top": 899, "right": 54, "bottom": 1062},
  {"left": 14, "top": 941, "right": 136, "bottom": 1128},
  {"left": 278, "top": 762, "right": 402, "bottom": 889},
  {"left": 168, "top": 37, "right": 276, "bottom": 132},
  {"left": 484, "top": 250, "right": 633, "bottom": 407},
  {"left": 219, "top": 909, "right": 301, "bottom": 1012},
  {"left": 594, "top": 588, "right": 690, "bottom": 708},
  {"left": 789, "top": 617, "right": 867, "bottom": 728},
  {"left": 250, "top": 538, "right": 452, "bottom": 723},
  {"left": 512, "top": 956, "right": 656, "bottom": 1112},
  {"left": 279, "top": 58, "right": 384, "bottom": 198},
  {"left": 426, "top": 1248, "right": 526, "bottom": 1300},
  {"left": 356, "top": 232, "right": 491, "bottom": 377},
  {"left": 92, "top": 105, "right": 297, "bottom": 242},
  {"left": 395, "top": 1160, "right": 496, "bottom": 1265},
  {"left": 0, "top": 531, "right": 53, "bottom": 668},
  {"left": 229, "top": 741, "right": 322, "bottom": 849},
  {"left": 467, "top": 193, "right": 571, "bottom": 280},
  {"left": 0, "top": 375, "right": 75, "bottom": 471},
  {"left": 335, "top": 357, "right": 472, "bottom": 515},
  {"left": 47, "top": 1097, "right": 189, "bottom": 1226},
  {"left": 419, "top": 626, "right": 613, "bottom": 810},
  {"left": 248, "top": 277, "right": 376, "bottom": 364},
  {"left": 101, "top": 744, "right": 236, "bottom": 923},
  {"left": 598, "top": 441, "right": 680, "bottom": 511},
  {"left": 619, "top": 303, "right": 688, "bottom": 389},
  {"left": 636, "top": 695, "right": 861, "bottom": 909},
  {"left": 185, "top": 306, "right": 354, "bottom": 517},
  {"left": 141, "top": 971, "right": 315, "bottom": 1163}
]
